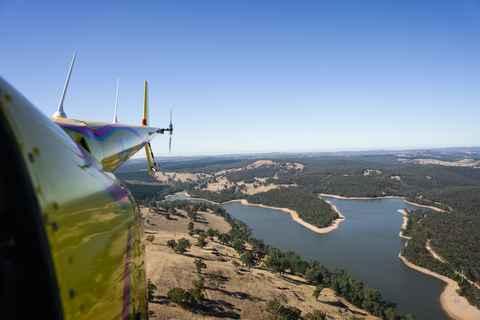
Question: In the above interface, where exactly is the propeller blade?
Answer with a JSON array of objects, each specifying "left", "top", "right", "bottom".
[{"left": 169, "top": 108, "right": 173, "bottom": 152}]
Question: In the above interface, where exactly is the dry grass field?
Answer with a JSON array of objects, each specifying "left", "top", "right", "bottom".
[{"left": 143, "top": 206, "right": 380, "bottom": 320}]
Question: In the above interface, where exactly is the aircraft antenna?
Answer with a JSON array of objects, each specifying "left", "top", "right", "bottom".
[
  {"left": 113, "top": 77, "right": 120, "bottom": 123},
  {"left": 142, "top": 81, "right": 148, "bottom": 126},
  {"left": 54, "top": 51, "right": 77, "bottom": 118}
]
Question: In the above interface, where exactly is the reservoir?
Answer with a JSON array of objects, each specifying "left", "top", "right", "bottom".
[{"left": 169, "top": 195, "right": 450, "bottom": 320}]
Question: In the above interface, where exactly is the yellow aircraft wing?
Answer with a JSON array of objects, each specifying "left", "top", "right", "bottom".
[{"left": 0, "top": 73, "right": 164, "bottom": 320}]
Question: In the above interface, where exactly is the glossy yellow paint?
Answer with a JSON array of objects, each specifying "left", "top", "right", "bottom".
[
  {"left": 0, "top": 76, "right": 155, "bottom": 319},
  {"left": 52, "top": 118, "right": 159, "bottom": 172}
]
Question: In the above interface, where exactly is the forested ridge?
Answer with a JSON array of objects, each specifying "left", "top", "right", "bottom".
[{"left": 402, "top": 209, "right": 480, "bottom": 308}]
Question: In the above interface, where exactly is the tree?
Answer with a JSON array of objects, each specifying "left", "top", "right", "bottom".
[
  {"left": 167, "top": 287, "right": 195, "bottom": 308},
  {"left": 264, "top": 256, "right": 287, "bottom": 275},
  {"left": 240, "top": 251, "right": 257, "bottom": 268},
  {"left": 187, "top": 287, "right": 204, "bottom": 304},
  {"left": 147, "top": 279, "right": 157, "bottom": 302},
  {"left": 265, "top": 299, "right": 282, "bottom": 319},
  {"left": 268, "top": 247, "right": 283, "bottom": 259},
  {"left": 192, "top": 277, "right": 205, "bottom": 291},
  {"left": 233, "top": 239, "right": 246, "bottom": 254},
  {"left": 312, "top": 284, "right": 325, "bottom": 300},
  {"left": 305, "top": 265, "right": 326, "bottom": 285},
  {"left": 385, "top": 308, "right": 399, "bottom": 320},
  {"left": 187, "top": 208, "right": 197, "bottom": 221},
  {"left": 207, "top": 270, "right": 225, "bottom": 289},
  {"left": 218, "top": 233, "right": 231, "bottom": 245},
  {"left": 196, "top": 234, "right": 208, "bottom": 248},
  {"left": 167, "top": 239, "right": 176, "bottom": 250},
  {"left": 304, "top": 310, "right": 326, "bottom": 320},
  {"left": 146, "top": 235, "right": 155, "bottom": 242},
  {"left": 174, "top": 237, "right": 191, "bottom": 254},
  {"left": 206, "top": 227, "right": 219, "bottom": 239},
  {"left": 149, "top": 201, "right": 157, "bottom": 212},
  {"left": 281, "top": 306, "right": 301, "bottom": 320},
  {"left": 194, "top": 258, "right": 207, "bottom": 274},
  {"left": 265, "top": 299, "right": 302, "bottom": 320},
  {"left": 189, "top": 277, "right": 205, "bottom": 303},
  {"left": 188, "top": 221, "right": 194, "bottom": 232}
]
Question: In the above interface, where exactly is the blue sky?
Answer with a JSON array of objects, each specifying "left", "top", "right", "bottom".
[{"left": 1, "top": 1, "right": 479, "bottom": 156}]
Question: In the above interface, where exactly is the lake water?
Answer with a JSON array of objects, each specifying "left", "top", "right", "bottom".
[{"left": 168, "top": 194, "right": 450, "bottom": 320}]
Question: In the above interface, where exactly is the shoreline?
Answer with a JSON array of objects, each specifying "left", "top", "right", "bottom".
[
  {"left": 403, "top": 199, "right": 445, "bottom": 212},
  {"left": 170, "top": 192, "right": 345, "bottom": 235},
  {"left": 398, "top": 212, "right": 480, "bottom": 320},
  {"left": 398, "top": 252, "right": 480, "bottom": 320},
  {"left": 320, "top": 193, "right": 445, "bottom": 212},
  {"left": 319, "top": 193, "right": 404, "bottom": 200},
  {"left": 397, "top": 209, "right": 411, "bottom": 239}
]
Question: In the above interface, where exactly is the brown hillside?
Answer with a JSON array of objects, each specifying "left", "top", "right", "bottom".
[{"left": 143, "top": 206, "right": 380, "bottom": 320}]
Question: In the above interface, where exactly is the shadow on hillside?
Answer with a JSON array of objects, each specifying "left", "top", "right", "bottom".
[
  {"left": 278, "top": 274, "right": 307, "bottom": 286},
  {"left": 193, "top": 299, "right": 241, "bottom": 319},
  {"left": 321, "top": 300, "right": 368, "bottom": 317},
  {"left": 217, "top": 289, "right": 265, "bottom": 302},
  {"left": 323, "top": 300, "right": 347, "bottom": 308},
  {"left": 150, "top": 295, "right": 171, "bottom": 306}
]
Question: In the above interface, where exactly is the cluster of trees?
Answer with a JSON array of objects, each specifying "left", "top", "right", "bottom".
[
  {"left": 123, "top": 180, "right": 192, "bottom": 205},
  {"left": 259, "top": 247, "right": 412, "bottom": 319},
  {"left": 264, "top": 297, "right": 413, "bottom": 320},
  {"left": 166, "top": 271, "right": 228, "bottom": 309},
  {"left": 166, "top": 278, "right": 205, "bottom": 308},
  {"left": 162, "top": 200, "right": 250, "bottom": 243},
  {"left": 214, "top": 230, "right": 413, "bottom": 319},
  {"left": 265, "top": 298, "right": 303, "bottom": 320},
  {"left": 407, "top": 186, "right": 480, "bottom": 215},
  {"left": 402, "top": 209, "right": 480, "bottom": 308},
  {"left": 166, "top": 237, "right": 192, "bottom": 254},
  {"left": 188, "top": 185, "right": 245, "bottom": 203},
  {"left": 248, "top": 187, "right": 339, "bottom": 228},
  {"left": 166, "top": 252, "right": 227, "bottom": 309},
  {"left": 123, "top": 182, "right": 169, "bottom": 202}
]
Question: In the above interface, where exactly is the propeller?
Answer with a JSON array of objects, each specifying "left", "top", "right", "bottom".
[
  {"left": 158, "top": 109, "right": 174, "bottom": 152},
  {"left": 168, "top": 109, "right": 173, "bottom": 152}
]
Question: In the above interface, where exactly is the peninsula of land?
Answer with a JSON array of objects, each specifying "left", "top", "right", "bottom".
[
  {"left": 398, "top": 209, "right": 480, "bottom": 320},
  {"left": 179, "top": 193, "right": 345, "bottom": 234}
]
